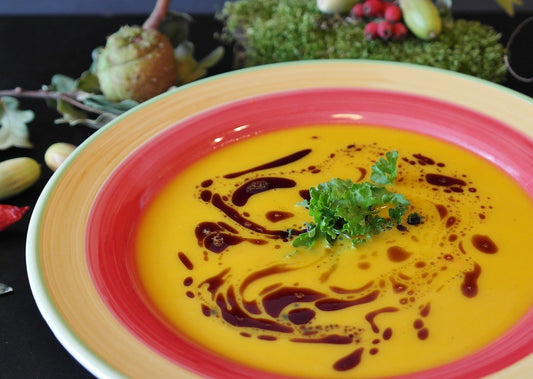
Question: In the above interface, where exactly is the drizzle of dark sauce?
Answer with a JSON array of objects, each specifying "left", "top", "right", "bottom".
[
  {"left": 201, "top": 179, "right": 213, "bottom": 188},
  {"left": 413, "top": 153, "right": 435, "bottom": 165},
  {"left": 260, "top": 283, "right": 283, "bottom": 296},
  {"left": 201, "top": 304, "right": 211, "bottom": 316},
  {"left": 461, "top": 263, "right": 481, "bottom": 298},
  {"left": 417, "top": 328, "right": 429, "bottom": 340},
  {"left": 292, "top": 334, "right": 353, "bottom": 344},
  {"left": 387, "top": 246, "right": 411, "bottom": 262},
  {"left": 426, "top": 173, "right": 466, "bottom": 187},
  {"left": 258, "top": 335, "right": 277, "bottom": 341},
  {"left": 240, "top": 264, "right": 295, "bottom": 295},
  {"left": 200, "top": 190, "right": 212, "bottom": 202},
  {"left": 413, "top": 319, "right": 424, "bottom": 329},
  {"left": 239, "top": 266, "right": 297, "bottom": 315},
  {"left": 389, "top": 277, "right": 408, "bottom": 293},
  {"left": 472, "top": 235, "right": 498, "bottom": 254},
  {"left": 356, "top": 167, "right": 367, "bottom": 182},
  {"left": 299, "top": 189, "right": 310, "bottom": 201},
  {"left": 435, "top": 204, "right": 448, "bottom": 219},
  {"left": 288, "top": 308, "right": 316, "bottom": 325},
  {"left": 216, "top": 287, "right": 294, "bottom": 333},
  {"left": 262, "top": 287, "right": 326, "bottom": 318},
  {"left": 445, "top": 216, "right": 456, "bottom": 228},
  {"left": 365, "top": 307, "right": 399, "bottom": 333},
  {"left": 218, "top": 222, "right": 239, "bottom": 233},
  {"left": 195, "top": 221, "right": 267, "bottom": 253},
  {"left": 195, "top": 222, "right": 223, "bottom": 245},
  {"left": 330, "top": 280, "right": 374, "bottom": 294},
  {"left": 316, "top": 290, "right": 380, "bottom": 312},
  {"left": 232, "top": 177, "right": 296, "bottom": 206},
  {"left": 178, "top": 252, "right": 193, "bottom": 270},
  {"left": 223, "top": 149, "right": 312, "bottom": 179},
  {"left": 420, "top": 303, "right": 431, "bottom": 317},
  {"left": 211, "top": 194, "right": 291, "bottom": 238},
  {"left": 333, "top": 348, "right": 364, "bottom": 371},
  {"left": 266, "top": 210, "right": 294, "bottom": 222},
  {"left": 199, "top": 268, "right": 230, "bottom": 298},
  {"left": 382, "top": 327, "right": 392, "bottom": 340},
  {"left": 204, "top": 231, "right": 267, "bottom": 253}
]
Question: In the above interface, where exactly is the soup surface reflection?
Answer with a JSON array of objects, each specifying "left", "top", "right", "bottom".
[{"left": 136, "top": 125, "right": 533, "bottom": 377}]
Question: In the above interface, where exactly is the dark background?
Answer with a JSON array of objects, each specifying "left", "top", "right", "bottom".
[
  {"left": 0, "top": 0, "right": 531, "bottom": 15},
  {"left": 0, "top": 6, "right": 531, "bottom": 379}
]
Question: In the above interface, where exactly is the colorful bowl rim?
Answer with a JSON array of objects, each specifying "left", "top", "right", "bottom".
[{"left": 26, "top": 59, "right": 533, "bottom": 379}]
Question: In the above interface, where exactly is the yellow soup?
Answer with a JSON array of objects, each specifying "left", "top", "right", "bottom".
[{"left": 136, "top": 125, "right": 533, "bottom": 377}]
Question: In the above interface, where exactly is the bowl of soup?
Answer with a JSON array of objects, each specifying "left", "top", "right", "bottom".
[{"left": 27, "top": 60, "right": 533, "bottom": 378}]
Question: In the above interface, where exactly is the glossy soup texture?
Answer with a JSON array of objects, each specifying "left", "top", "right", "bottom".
[{"left": 136, "top": 125, "right": 533, "bottom": 377}]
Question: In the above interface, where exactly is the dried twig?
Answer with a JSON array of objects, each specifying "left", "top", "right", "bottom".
[
  {"left": 504, "top": 16, "right": 533, "bottom": 83},
  {"left": 143, "top": 0, "right": 171, "bottom": 30},
  {"left": 0, "top": 87, "right": 108, "bottom": 115}
]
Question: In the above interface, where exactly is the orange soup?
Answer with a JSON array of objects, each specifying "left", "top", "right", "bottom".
[{"left": 136, "top": 125, "right": 533, "bottom": 377}]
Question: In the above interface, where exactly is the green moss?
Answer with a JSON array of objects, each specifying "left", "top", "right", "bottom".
[{"left": 217, "top": 0, "right": 506, "bottom": 82}]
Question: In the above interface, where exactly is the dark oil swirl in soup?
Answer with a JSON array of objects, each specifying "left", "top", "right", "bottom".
[{"left": 173, "top": 141, "right": 498, "bottom": 372}]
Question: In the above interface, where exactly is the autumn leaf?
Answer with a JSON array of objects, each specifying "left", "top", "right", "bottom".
[
  {"left": 0, "top": 97, "right": 34, "bottom": 150},
  {"left": 495, "top": 0, "right": 523, "bottom": 15}
]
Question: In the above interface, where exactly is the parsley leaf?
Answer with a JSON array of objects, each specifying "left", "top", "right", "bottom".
[
  {"left": 292, "top": 151, "right": 410, "bottom": 249},
  {"left": 370, "top": 150, "right": 398, "bottom": 185}
]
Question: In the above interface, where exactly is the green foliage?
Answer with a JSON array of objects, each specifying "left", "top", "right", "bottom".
[
  {"left": 0, "top": 97, "right": 34, "bottom": 150},
  {"left": 0, "top": 11, "right": 223, "bottom": 142},
  {"left": 370, "top": 151, "right": 398, "bottom": 185},
  {"left": 217, "top": 0, "right": 506, "bottom": 82},
  {"left": 43, "top": 73, "right": 138, "bottom": 128},
  {"left": 159, "top": 11, "right": 193, "bottom": 47},
  {"left": 292, "top": 151, "right": 410, "bottom": 249}
]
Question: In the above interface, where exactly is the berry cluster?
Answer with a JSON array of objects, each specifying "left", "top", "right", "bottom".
[{"left": 351, "top": 0, "right": 407, "bottom": 41}]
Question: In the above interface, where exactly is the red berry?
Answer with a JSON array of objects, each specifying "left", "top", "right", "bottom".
[
  {"left": 351, "top": 3, "right": 365, "bottom": 18},
  {"left": 377, "top": 20, "right": 393, "bottom": 40},
  {"left": 377, "top": 0, "right": 390, "bottom": 17},
  {"left": 364, "top": 21, "right": 379, "bottom": 40},
  {"left": 363, "top": 0, "right": 383, "bottom": 18},
  {"left": 384, "top": 4, "right": 402, "bottom": 22},
  {"left": 392, "top": 22, "right": 408, "bottom": 40}
]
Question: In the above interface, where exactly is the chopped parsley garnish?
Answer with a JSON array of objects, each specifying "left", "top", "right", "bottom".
[{"left": 292, "top": 151, "right": 411, "bottom": 248}]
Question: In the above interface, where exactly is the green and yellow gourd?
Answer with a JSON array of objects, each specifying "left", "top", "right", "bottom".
[{"left": 399, "top": 0, "right": 442, "bottom": 40}]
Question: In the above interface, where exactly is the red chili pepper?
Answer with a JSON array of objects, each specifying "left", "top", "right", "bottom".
[{"left": 0, "top": 205, "right": 29, "bottom": 231}]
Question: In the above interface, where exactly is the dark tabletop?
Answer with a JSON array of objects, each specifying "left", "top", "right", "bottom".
[{"left": 0, "top": 12, "right": 531, "bottom": 379}]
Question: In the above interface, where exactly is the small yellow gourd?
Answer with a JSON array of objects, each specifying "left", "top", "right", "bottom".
[
  {"left": 0, "top": 157, "right": 41, "bottom": 200},
  {"left": 44, "top": 142, "right": 76, "bottom": 172}
]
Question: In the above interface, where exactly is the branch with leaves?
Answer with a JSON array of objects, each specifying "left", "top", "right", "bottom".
[{"left": 0, "top": 0, "right": 224, "bottom": 150}]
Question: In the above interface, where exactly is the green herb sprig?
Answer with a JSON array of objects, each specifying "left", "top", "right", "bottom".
[{"left": 293, "top": 151, "right": 410, "bottom": 249}]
